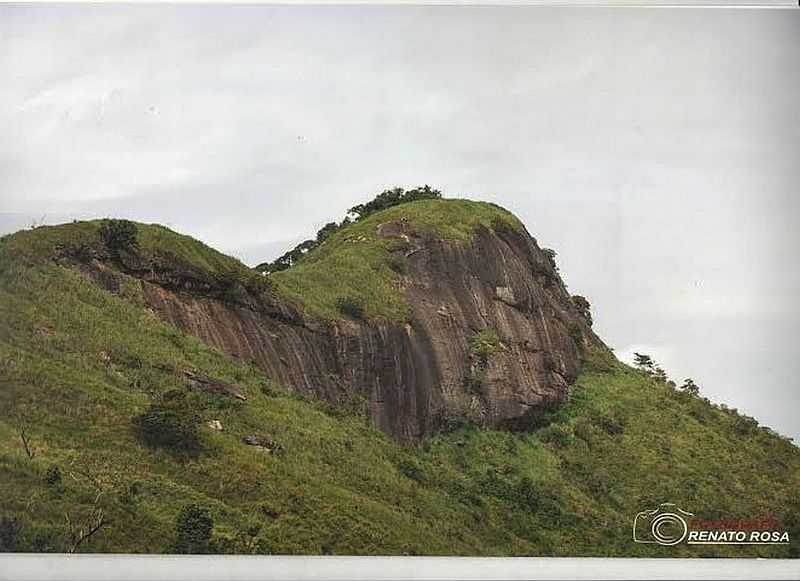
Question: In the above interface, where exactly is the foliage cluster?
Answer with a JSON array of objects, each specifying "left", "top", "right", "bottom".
[
  {"left": 210, "top": 268, "right": 272, "bottom": 305},
  {"left": 542, "top": 248, "right": 559, "bottom": 273},
  {"left": 347, "top": 185, "right": 442, "bottom": 221},
  {"left": 335, "top": 296, "right": 366, "bottom": 320},
  {"left": 571, "top": 295, "right": 592, "bottom": 327},
  {"left": 172, "top": 504, "right": 214, "bottom": 553},
  {"left": 468, "top": 329, "right": 501, "bottom": 368},
  {"left": 256, "top": 186, "right": 442, "bottom": 275},
  {"left": 100, "top": 219, "right": 139, "bottom": 260},
  {"left": 133, "top": 392, "right": 202, "bottom": 451}
]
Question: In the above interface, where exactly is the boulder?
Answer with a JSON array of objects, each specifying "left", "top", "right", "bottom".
[{"left": 242, "top": 434, "right": 284, "bottom": 454}]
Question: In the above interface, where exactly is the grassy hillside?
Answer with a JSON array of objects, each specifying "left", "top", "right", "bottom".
[
  {"left": 0, "top": 220, "right": 247, "bottom": 278},
  {"left": 0, "top": 221, "right": 798, "bottom": 557},
  {"left": 271, "top": 199, "right": 524, "bottom": 321}
]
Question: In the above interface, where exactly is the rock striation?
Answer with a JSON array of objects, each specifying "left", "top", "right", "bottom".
[{"left": 86, "top": 219, "right": 600, "bottom": 442}]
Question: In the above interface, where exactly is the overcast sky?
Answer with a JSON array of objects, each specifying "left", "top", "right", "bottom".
[{"left": 1, "top": 5, "right": 798, "bottom": 440}]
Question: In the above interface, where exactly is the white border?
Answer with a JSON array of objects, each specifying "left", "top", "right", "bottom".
[
  {"left": 0, "top": 555, "right": 799, "bottom": 581},
  {"left": 0, "top": 2, "right": 797, "bottom": 580},
  {"left": 0, "top": 1, "right": 797, "bottom": 7},
  {"left": 0, "top": 554, "right": 800, "bottom": 581}
]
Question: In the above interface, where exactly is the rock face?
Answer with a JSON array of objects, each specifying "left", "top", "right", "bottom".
[
  {"left": 86, "top": 222, "right": 600, "bottom": 443},
  {"left": 392, "top": 223, "right": 599, "bottom": 434}
]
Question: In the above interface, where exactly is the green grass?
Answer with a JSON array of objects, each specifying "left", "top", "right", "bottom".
[
  {"left": 0, "top": 220, "right": 250, "bottom": 280},
  {"left": 0, "top": 201, "right": 521, "bottom": 323},
  {"left": 271, "top": 199, "right": 524, "bottom": 321},
  {"left": 0, "top": 252, "right": 797, "bottom": 555},
  {"left": 136, "top": 224, "right": 248, "bottom": 278}
]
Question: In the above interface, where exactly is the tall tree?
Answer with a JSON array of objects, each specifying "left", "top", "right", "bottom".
[
  {"left": 633, "top": 353, "right": 655, "bottom": 373},
  {"left": 680, "top": 378, "right": 700, "bottom": 395}
]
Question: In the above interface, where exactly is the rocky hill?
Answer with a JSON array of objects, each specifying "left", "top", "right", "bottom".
[
  {"left": 0, "top": 197, "right": 797, "bottom": 556},
  {"left": 71, "top": 199, "right": 598, "bottom": 442}
]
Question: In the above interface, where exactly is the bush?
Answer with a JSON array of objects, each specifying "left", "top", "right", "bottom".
[
  {"left": 212, "top": 525, "right": 267, "bottom": 555},
  {"left": 66, "top": 242, "right": 96, "bottom": 263},
  {"left": 0, "top": 515, "right": 22, "bottom": 552},
  {"left": 464, "top": 367, "right": 487, "bottom": 394},
  {"left": 243, "top": 272, "right": 272, "bottom": 296},
  {"left": 100, "top": 219, "right": 139, "bottom": 259},
  {"left": 537, "top": 424, "right": 574, "bottom": 448},
  {"left": 348, "top": 185, "right": 441, "bottom": 221},
  {"left": 336, "top": 296, "right": 365, "bottom": 320},
  {"left": 133, "top": 392, "right": 202, "bottom": 450},
  {"left": 594, "top": 412, "right": 625, "bottom": 435},
  {"left": 514, "top": 476, "right": 541, "bottom": 510},
  {"left": 386, "top": 253, "right": 408, "bottom": 274},
  {"left": 210, "top": 269, "right": 271, "bottom": 303},
  {"left": 571, "top": 295, "right": 592, "bottom": 326},
  {"left": 172, "top": 504, "right": 214, "bottom": 554},
  {"left": 567, "top": 322, "right": 583, "bottom": 346},
  {"left": 121, "top": 481, "right": 143, "bottom": 506},
  {"left": 28, "top": 530, "right": 60, "bottom": 553},
  {"left": 479, "top": 469, "right": 516, "bottom": 503},
  {"left": 255, "top": 239, "right": 317, "bottom": 274},
  {"left": 688, "top": 400, "right": 710, "bottom": 424},
  {"left": 469, "top": 329, "right": 501, "bottom": 367},
  {"left": 433, "top": 409, "right": 475, "bottom": 434},
  {"left": 541, "top": 248, "right": 559, "bottom": 273},
  {"left": 680, "top": 378, "right": 700, "bottom": 396},
  {"left": 44, "top": 465, "right": 62, "bottom": 487},
  {"left": 732, "top": 414, "right": 759, "bottom": 437},
  {"left": 212, "top": 269, "right": 248, "bottom": 304},
  {"left": 316, "top": 221, "right": 340, "bottom": 243},
  {"left": 255, "top": 186, "right": 441, "bottom": 274},
  {"left": 652, "top": 367, "right": 669, "bottom": 384},
  {"left": 396, "top": 457, "right": 423, "bottom": 481},
  {"left": 633, "top": 353, "right": 655, "bottom": 372}
]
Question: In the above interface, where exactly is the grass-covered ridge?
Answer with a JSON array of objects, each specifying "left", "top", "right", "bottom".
[
  {"left": 271, "top": 198, "right": 524, "bottom": 321},
  {"left": 0, "top": 246, "right": 798, "bottom": 555},
  {"left": 0, "top": 198, "right": 524, "bottom": 322},
  {"left": 0, "top": 219, "right": 249, "bottom": 280},
  {"left": 0, "top": 219, "right": 273, "bottom": 309}
]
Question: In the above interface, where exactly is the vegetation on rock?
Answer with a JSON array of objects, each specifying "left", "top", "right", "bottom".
[
  {"left": 270, "top": 197, "right": 523, "bottom": 321},
  {"left": 571, "top": 295, "right": 592, "bottom": 327},
  {"left": 335, "top": 296, "right": 366, "bottom": 321},
  {"left": 255, "top": 185, "right": 442, "bottom": 275},
  {"left": 468, "top": 329, "right": 502, "bottom": 368},
  {"left": 100, "top": 219, "right": 139, "bottom": 261}
]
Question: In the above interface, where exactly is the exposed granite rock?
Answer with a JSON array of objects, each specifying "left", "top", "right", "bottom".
[
  {"left": 82, "top": 222, "right": 601, "bottom": 443},
  {"left": 242, "top": 434, "right": 284, "bottom": 453},
  {"left": 183, "top": 370, "right": 247, "bottom": 401}
]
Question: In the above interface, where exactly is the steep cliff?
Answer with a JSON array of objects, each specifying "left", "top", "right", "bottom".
[{"left": 78, "top": 200, "right": 600, "bottom": 441}]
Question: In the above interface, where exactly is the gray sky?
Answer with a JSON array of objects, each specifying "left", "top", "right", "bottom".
[{"left": 1, "top": 5, "right": 798, "bottom": 440}]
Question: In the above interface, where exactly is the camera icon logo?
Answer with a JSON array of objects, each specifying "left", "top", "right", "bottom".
[{"left": 633, "top": 503, "right": 694, "bottom": 546}]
